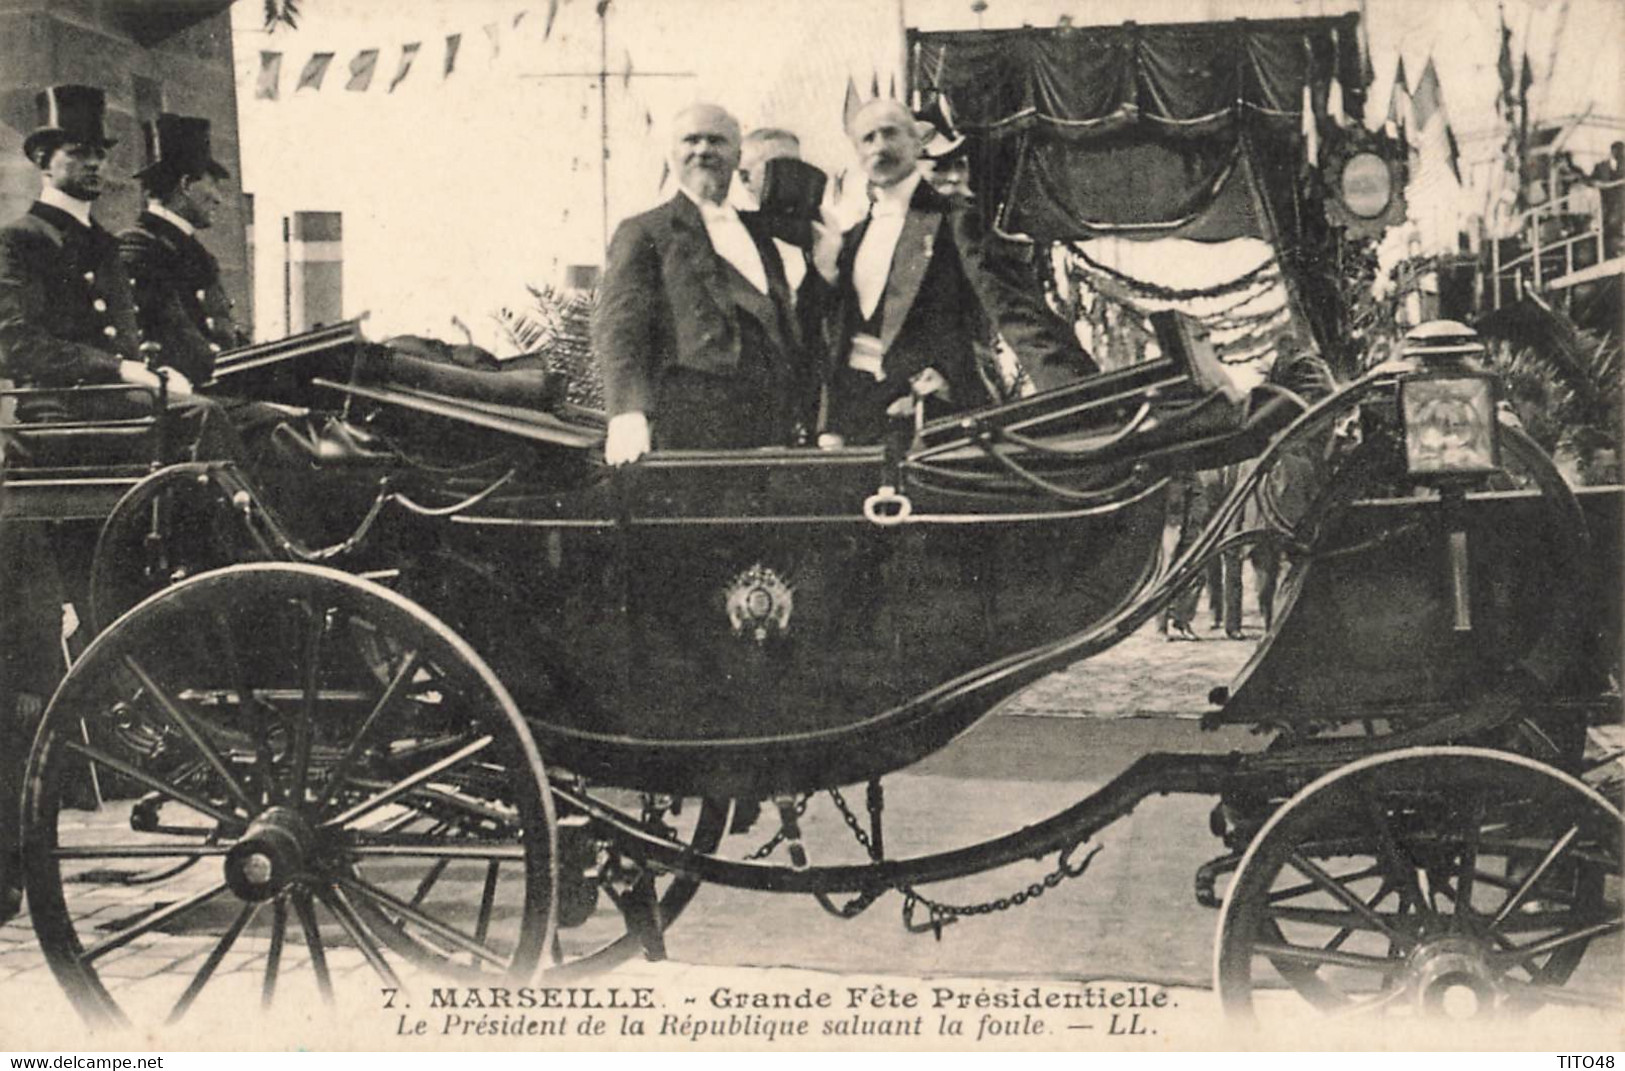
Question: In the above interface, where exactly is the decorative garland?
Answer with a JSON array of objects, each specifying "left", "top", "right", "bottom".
[{"left": 1061, "top": 241, "right": 1282, "bottom": 302}]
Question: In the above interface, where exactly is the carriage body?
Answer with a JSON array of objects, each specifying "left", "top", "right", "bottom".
[{"left": 4, "top": 319, "right": 1620, "bottom": 1030}]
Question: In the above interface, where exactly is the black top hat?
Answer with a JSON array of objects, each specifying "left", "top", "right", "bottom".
[
  {"left": 915, "top": 95, "right": 966, "bottom": 162},
  {"left": 134, "top": 114, "right": 230, "bottom": 183},
  {"left": 756, "top": 157, "right": 827, "bottom": 249},
  {"left": 758, "top": 157, "right": 826, "bottom": 221},
  {"left": 22, "top": 84, "right": 117, "bottom": 161}
]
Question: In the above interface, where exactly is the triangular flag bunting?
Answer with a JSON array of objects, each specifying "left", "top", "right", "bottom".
[
  {"left": 347, "top": 49, "right": 379, "bottom": 91},
  {"left": 870, "top": 71, "right": 880, "bottom": 97},
  {"left": 296, "top": 52, "right": 333, "bottom": 92},
  {"left": 444, "top": 33, "right": 462, "bottom": 78},
  {"left": 544, "top": 0, "right": 560, "bottom": 39},
  {"left": 621, "top": 49, "right": 633, "bottom": 89},
  {"left": 256, "top": 51, "right": 282, "bottom": 100},
  {"left": 888, "top": 72, "right": 896, "bottom": 99},
  {"left": 1412, "top": 58, "right": 1442, "bottom": 130},
  {"left": 1387, "top": 57, "right": 1409, "bottom": 129},
  {"left": 513, "top": 10, "right": 527, "bottom": 27},
  {"left": 485, "top": 23, "right": 501, "bottom": 58},
  {"left": 390, "top": 42, "right": 421, "bottom": 92}
]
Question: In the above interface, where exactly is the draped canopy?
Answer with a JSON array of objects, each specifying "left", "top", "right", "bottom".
[
  {"left": 911, "top": 14, "right": 1366, "bottom": 244},
  {"left": 910, "top": 14, "right": 1370, "bottom": 366}
]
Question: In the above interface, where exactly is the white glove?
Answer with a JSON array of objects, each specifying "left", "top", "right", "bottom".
[
  {"left": 156, "top": 366, "right": 194, "bottom": 399},
  {"left": 910, "top": 366, "right": 950, "bottom": 400},
  {"left": 605, "top": 411, "right": 651, "bottom": 465},
  {"left": 886, "top": 366, "right": 950, "bottom": 417},
  {"left": 117, "top": 359, "right": 163, "bottom": 392}
]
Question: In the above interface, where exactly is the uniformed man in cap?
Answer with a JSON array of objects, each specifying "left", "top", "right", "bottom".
[
  {"left": 0, "top": 85, "right": 244, "bottom": 459},
  {"left": 119, "top": 113, "right": 248, "bottom": 388}
]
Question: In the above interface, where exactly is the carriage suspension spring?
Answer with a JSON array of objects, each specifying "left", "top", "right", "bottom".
[{"left": 816, "top": 783, "right": 1104, "bottom": 937}]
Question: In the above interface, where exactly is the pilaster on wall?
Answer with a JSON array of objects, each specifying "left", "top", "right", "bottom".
[{"left": 0, "top": 1, "right": 250, "bottom": 335}]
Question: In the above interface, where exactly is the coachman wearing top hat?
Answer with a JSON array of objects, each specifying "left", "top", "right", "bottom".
[
  {"left": 119, "top": 114, "right": 250, "bottom": 388},
  {"left": 0, "top": 88, "right": 246, "bottom": 920}
]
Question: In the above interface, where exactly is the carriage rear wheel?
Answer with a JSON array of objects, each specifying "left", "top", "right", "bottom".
[
  {"left": 23, "top": 563, "right": 558, "bottom": 1032},
  {"left": 88, "top": 463, "right": 276, "bottom": 634},
  {"left": 1215, "top": 746, "right": 1622, "bottom": 1023}
]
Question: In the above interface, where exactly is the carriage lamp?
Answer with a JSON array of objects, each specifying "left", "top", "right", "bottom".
[{"left": 1397, "top": 372, "right": 1500, "bottom": 477}]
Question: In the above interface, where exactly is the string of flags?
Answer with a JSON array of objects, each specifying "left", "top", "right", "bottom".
[{"left": 255, "top": 2, "right": 559, "bottom": 99}]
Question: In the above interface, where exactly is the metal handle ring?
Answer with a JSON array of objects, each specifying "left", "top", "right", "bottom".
[{"left": 862, "top": 485, "right": 913, "bottom": 526}]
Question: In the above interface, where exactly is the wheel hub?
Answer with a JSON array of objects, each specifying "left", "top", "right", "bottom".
[
  {"left": 225, "top": 807, "right": 314, "bottom": 901},
  {"left": 1406, "top": 934, "right": 1504, "bottom": 1018}
]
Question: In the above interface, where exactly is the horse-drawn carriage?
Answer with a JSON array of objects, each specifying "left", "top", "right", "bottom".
[{"left": 0, "top": 312, "right": 1618, "bottom": 1031}]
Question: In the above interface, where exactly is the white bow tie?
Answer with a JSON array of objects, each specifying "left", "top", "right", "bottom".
[{"left": 699, "top": 202, "right": 738, "bottom": 225}]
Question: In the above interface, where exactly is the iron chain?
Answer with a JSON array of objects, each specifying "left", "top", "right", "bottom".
[
  {"left": 825, "top": 785, "right": 1102, "bottom": 936},
  {"left": 742, "top": 793, "right": 810, "bottom": 861},
  {"left": 746, "top": 785, "right": 1103, "bottom": 931}
]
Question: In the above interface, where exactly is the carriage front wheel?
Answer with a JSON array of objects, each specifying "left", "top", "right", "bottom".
[
  {"left": 22, "top": 563, "right": 559, "bottom": 1032},
  {"left": 1215, "top": 746, "right": 1621, "bottom": 1022}
]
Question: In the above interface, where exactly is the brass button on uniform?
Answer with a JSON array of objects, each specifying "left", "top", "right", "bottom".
[
  {"left": 83, "top": 271, "right": 95, "bottom": 284},
  {"left": 92, "top": 298, "right": 107, "bottom": 312},
  {"left": 195, "top": 289, "right": 207, "bottom": 302},
  {"left": 103, "top": 325, "right": 118, "bottom": 339}
]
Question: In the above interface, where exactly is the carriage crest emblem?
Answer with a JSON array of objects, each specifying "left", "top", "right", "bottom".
[{"left": 724, "top": 564, "right": 793, "bottom": 643}]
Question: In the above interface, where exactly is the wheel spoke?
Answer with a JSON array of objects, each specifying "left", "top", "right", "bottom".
[
  {"left": 409, "top": 859, "right": 452, "bottom": 908},
  {"left": 1267, "top": 864, "right": 1382, "bottom": 904},
  {"left": 52, "top": 844, "right": 231, "bottom": 859},
  {"left": 293, "top": 892, "right": 334, "bottom": 1005},
  {"left": 167, "top": 901, "right": 260, "bottom": 1024},
  {"left": 121, "top": 656, "right": 259, "bottom": 816},
  {"left": 347, "top": 842, "right": 524, "bottom": 860},
  {"left": 263, "top": 898, "right": 287, "bottom": 1008},
  {"left": 1268, "top": 881, "right": 1397, "bottom": 948},
  {"left": 1287, "top": 852, "right": 1413, "bottom": 948},
  {"left": 1492, "top": 918, "right": 1624, "bottom": 965},
  {"left": 1253, "top": 939, "right": 1401, "bottom": 973},
  {"left": 317, "top": 885, "right": 402, "bottom": 989},
  {"left": 341, "top": 778, "right": 517, "bottom": 831},
  {"left": 1361, "top": 788, "right": 1429, "bottom": 918},
  {"left": 64, "top": 740, "right": 244, "bottom": 831},
  {"left": 1489, "top": 824, "right": 1580, "bottom": 930},
  {"left": 79, "top": 882, "right": 230, "bottom": 964},
  {"left": 288, "top": 608, "right": 330, "bottom": 804},
  {"left": 1454, "top": 791, "right": 1485, "bottom": 917},
  {"left": 1468, "top": 868, "right": 1582, "bottom": 906},
  {"left": 211, "top": 608, "right": 279, "bottom": 808},
  {"left": 338, "top": 874, "right": 509, "bottom": 967},
  {"left": 321, "top": 736, "right": 494, "bottom": 830},
  {"left": 314, "top": 650, "right": 423, "bottom": 815},
  {"left": 474, "top": 862, "right": 500, "bottom": 950}
]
